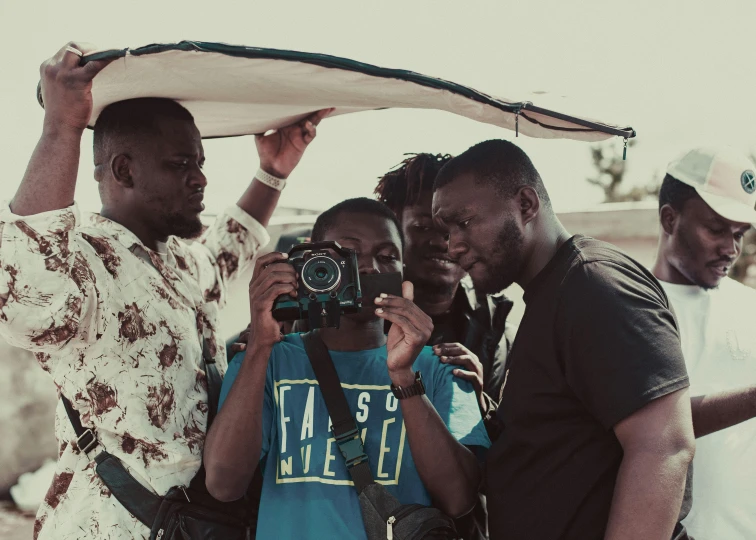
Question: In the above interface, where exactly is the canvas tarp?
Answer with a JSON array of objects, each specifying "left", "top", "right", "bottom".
[{"left": 41, "top": 41, "right": 636, "bottom": 142}]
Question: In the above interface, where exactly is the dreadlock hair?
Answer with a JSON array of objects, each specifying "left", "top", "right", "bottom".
[
  {"left": 374, "top": 153, "right": 453, "bottom": 219},
  {"left": 658, "top": 174, "right": 701, "bottom": 212}
]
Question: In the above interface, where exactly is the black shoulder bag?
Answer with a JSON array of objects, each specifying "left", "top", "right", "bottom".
[
  {"left": 301, "top": 331, "right": 459, "bottom": 540},
  {"left": 62, "top": 338, "right": 257, "bottom": 540}
]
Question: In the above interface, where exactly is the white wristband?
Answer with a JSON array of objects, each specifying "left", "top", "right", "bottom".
[{"left": 255, "top": 168, "right": 287, "bottom": 191}]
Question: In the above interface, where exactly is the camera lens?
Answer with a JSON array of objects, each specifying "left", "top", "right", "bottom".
[{"left": 301, "top": 255, "right": 342, "bottom": 293}]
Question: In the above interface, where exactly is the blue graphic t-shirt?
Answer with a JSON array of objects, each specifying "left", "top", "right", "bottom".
[{"left": 220, "top": 333, "right": 490, "bottom": 540}]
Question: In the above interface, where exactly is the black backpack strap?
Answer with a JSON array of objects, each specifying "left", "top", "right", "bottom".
[
  {"left": 300, "top": 331, "right": 374, "bottom": 493},
  {"left": 60, "top": 394, "right": 162, "bottom": 526},
  {"left": 61, "top": 394, "right": 99, "bottom": 455},
  {"left": 187, "top": 337, "right": 222, "bottom": 493},
  {"left": 202, "top": 336, "right": 222, "bottom": 425},
  {"left": 93, "top": 452, "right": 163, "bottom": 525},
  {"left": 59, "top": 336, "right": 223, "bottom": 527}
]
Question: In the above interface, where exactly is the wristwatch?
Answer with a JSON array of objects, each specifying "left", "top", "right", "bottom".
[{"left": 390, "top": 371, "right": 425, "bottom": 400}]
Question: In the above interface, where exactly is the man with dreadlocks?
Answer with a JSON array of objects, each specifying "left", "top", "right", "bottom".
[{"left": 375, "top": 153, "right": 516, "bottom": 540}]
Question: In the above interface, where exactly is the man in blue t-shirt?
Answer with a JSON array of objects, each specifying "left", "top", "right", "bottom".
[{"left": 204, "top": 197, "right": 490, "bottom": 539}]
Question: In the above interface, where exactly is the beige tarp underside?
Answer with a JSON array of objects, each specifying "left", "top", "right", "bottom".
[{"left": 86, "top": 48, "right": 629, "bottom": 142}]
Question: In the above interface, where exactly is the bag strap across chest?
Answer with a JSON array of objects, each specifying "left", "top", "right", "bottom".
[
  {"left": 300, "top": 330, "right": 375, "bottom": 493},
  {"left": 60, "top": 337, "right": 223, "bottom": 527}
]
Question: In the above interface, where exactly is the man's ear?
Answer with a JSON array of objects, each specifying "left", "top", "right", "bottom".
[
  {"left": 111, "top": 154, "right": 134, "bottom": 188},
  {"left": 517, "top": 186, "right": 541, "bottom": 226},
  {"left": 659, "top": 204, "right": 679, "bottom": 236}
]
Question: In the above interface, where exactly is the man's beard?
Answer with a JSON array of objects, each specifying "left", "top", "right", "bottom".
[
  {"left": 164, "top": 212, "right": 204, "bottom": 240},
  {"left": 675, "top": 230, "right": 725, "bottom": 291},
  {"left": 473, "top": 218, "right": 524, "bottom": 295}
]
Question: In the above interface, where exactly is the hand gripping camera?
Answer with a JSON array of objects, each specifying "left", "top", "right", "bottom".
[{"left": 272, "top": 241, "right": 362, "bottom": 329}]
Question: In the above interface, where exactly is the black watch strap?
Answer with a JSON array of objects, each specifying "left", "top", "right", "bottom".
[{"left": 391, "top": 371, "right": 425, "bottom": 399}]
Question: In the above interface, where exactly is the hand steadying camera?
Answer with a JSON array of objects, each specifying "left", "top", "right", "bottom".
[
  {"left": 247, "top": 251, "right": 299, "bottom": 350},
  {"left": 374, "top": 281, "right": 433, "bottom": 387}
]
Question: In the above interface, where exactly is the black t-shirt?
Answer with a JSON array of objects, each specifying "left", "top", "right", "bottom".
[
  {"left": 428, "top": 287, "right": 512, "bottom": 540},
  {"left": 485, "top": 235, "right": 691, "bottom": 540}
]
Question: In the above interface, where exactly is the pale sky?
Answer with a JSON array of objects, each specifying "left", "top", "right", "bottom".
[{"left": 2, "top": 0, "right": 756, "bottom": 215}]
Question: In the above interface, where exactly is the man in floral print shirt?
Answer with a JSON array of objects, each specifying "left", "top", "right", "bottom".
[{"left": 0, "top": 42, "right": 330, "bottom": 540}]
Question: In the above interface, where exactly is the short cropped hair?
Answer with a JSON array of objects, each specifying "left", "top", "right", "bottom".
[
  {"left": 434, "top": 139, "right": 552, "bottom": 209},
  {"left": 93, "top": 98, "right": 195, "bottom": 162},
  {"left": 658, "top": 174, "right": 701, "bottom": 211},
  {"left": 311, "top": 198, "right": 404, "bottom": 248},
  {"left": 374, "top": 153, "right": 453, "bottom": 218}
]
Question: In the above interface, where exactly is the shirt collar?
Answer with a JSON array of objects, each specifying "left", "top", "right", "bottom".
[
  {"left": 660, "top": 279, "right": 713, "bottom": 298},
  {"left": 86, "top": 212, "right": 146, "bottom": 251},
  {"left": 457, "top": 275, "right": 514, "bottom": 334},
  {"left": 85, "top": 212, "right": 182, "bottom": 265},
  {"left": 458, "top": 275, "right": 510, "bottom": 310}
]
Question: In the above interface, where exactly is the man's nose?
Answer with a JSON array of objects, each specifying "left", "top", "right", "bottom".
[
  {"left": 189, "top": 167, "right": 207, "bottom": 189},
  {"left": 719, "top": 235, "right": 739, "bottom": 259},
  {"left": 358, "top": 256, "right": 380, "bottom": 275},
  {"left": 447, "top": 232, "right": 467, "bottom": 260},
  {"left": 428, "top": 230, "right": 450, "bottom": 251}
]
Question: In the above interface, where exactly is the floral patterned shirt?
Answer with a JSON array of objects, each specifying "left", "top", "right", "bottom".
[{"left": 0, "top": 202, "right": 269, "bottom": 540}]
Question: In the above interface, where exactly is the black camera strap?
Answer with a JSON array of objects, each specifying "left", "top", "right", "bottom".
[
  {"left": 300, "top": 331, "right": 375, "bottom": 493},
  {"left": 61, "top": 392, "right": 162, "bottom": 525},
  {"left": 60, "top": 336, "right": 224, "bottom": 528}
]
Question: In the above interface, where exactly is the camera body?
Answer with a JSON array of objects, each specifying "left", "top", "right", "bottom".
[{"left": 271, "top": 241, "right": 362, "bottom": 329}]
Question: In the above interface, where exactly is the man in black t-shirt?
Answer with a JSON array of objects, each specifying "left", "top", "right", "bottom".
[{"left": 432, "top": 140, "right": 695, "bottom": 540}]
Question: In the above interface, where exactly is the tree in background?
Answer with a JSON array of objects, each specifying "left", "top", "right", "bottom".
[
  {"left": 587, "top": 140, "right": 756, "bottom": 288},
  {"left": 586, "top": 139, "right": 660, "bottom": 203},
  {"left": 730, "top": 229, "right": 756, "bottom": 288}
]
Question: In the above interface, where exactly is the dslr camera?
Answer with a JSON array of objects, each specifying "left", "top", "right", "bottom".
[{"left": 272, "top": 241, "right": 362, "bottom": 329}]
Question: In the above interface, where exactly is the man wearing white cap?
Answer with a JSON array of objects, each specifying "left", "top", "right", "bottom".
[{"left": 652, "top": 146, "right": 756, "bottom": 539}]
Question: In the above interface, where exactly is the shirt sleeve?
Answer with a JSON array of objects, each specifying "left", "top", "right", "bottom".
[
  {"left": 188, "top": 204, "right": 271, "bottom": 306},
  {"left": 557, "top": 261, "right": 690, "bottom": 429},
  {"left": 427, "top": 353, "right": 491, "bottom": 449},
  {"left": 0, "top": 203, "right": 106, "bottom": 354},
  {"left": 479, "top": 391, "right": 504, "bottom": 442},
  {"left": 218, "top": 348, "right": 275, "bottom": 464}
]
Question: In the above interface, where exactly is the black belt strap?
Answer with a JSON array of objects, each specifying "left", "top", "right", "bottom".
[
  {"left": 203, "top": 337, "right": 222, "bottom": 424},
  {"left": 300, "top": 331, "right": 375, "bottom": 493},
  {"left": 61, "top": 395, "right": 163, "bottom": 526},
  {"left": 94, "top": 452, "right": 163, "bottom": 525},
  {"left": 60, "top": 336, "right": 222, "bottom": 528},
  {"left": 188, "top": 338, "right": 222, "bottom": 493}
]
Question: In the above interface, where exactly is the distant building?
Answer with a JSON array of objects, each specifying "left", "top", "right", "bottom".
[{"left": 559, "top": 201, "right": 661, "bottom": 267}]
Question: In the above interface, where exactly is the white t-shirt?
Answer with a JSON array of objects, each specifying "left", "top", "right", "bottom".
[{"left": 661, "top": 277, "right": 756, "bottom": 540}]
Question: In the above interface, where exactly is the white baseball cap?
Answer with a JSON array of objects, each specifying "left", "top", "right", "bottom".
[{"left": 666, "top": 146, "right": 756, "bottom": 224}]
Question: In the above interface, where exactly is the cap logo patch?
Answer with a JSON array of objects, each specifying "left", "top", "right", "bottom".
[{"left": 742, "top": 170, "right": 756, "bottom": 194}]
